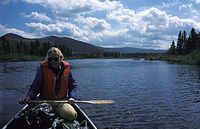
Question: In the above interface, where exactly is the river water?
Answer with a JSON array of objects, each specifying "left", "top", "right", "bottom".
[{"left": 0, "top": 59, "right": 200, "bottom": 128}]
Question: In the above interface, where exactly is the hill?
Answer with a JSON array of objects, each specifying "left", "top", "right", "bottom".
[
  {"left": 1, "top": 33, "right": 167, "bottom": 54},
  {"left": 2, "top": 33, "right": 106, "bottom": 53},
  {"left": 4, "top": 33, "right": 29, "bottom": 40},
  {"left": 106, "top": 47, "right": 167, "bottom": 53},
  {"left": 41, "top": 36, "right": 106, "bottom": 53}
]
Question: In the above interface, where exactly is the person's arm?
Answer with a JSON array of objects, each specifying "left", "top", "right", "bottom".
[
  {"left": 26, "top": 66, "right": 44, "bottom": 99},
  {"left": 68, "top": 71, "right": 78, "bottom": 104},
  {"left": 19, "top": 67, "right": 43, "bottom": 104}
]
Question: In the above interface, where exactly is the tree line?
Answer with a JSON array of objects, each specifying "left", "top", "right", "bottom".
[
  {"left": 168, "top": 28, "right": 200, "bottom": 55},
  {"left": 0, "top": 36, "right": 73, "bottom": 57},
  {"left": 0, "top": 36, "right": 121, "bottom": 58}
]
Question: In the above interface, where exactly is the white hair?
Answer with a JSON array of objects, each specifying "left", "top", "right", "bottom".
[{"left": 45, "top": 47, "right": 64, "bottom": 60}]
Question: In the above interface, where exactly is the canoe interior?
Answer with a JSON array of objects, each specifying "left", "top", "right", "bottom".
[{"left": 3, "top": 103, "right": 97, "bottom": 129}]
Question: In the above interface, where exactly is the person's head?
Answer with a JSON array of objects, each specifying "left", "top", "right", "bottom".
[{"left": 46, "top": 47, "right": 64, "bottom": 69}]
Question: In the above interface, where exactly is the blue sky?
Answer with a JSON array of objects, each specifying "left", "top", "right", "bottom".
[{"left": 0, "top": 0, "right": 200, "bottom": 50}]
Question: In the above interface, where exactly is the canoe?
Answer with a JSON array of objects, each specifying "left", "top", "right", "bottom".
[{"left": 2, "top": 103, "right": 97, "bottom": 129}]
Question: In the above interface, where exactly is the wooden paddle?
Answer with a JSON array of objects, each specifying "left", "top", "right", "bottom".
[{"left": 28, "top": 100, "right": 116, "bottom": 104}]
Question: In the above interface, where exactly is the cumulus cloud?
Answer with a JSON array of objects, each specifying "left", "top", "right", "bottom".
[
  {"left": 15, "top": 0, "right": 200, "bottom": 49},
  {"left": 194, "top": 0, "right": 200, "bottom": 4},
  {"left": 75, "top": 16, "right": 111, "bottom": 32},
  {"left": 178, "top": 3, "right": 200, "bottom": 20},
  {"left": 22, "top": 0, "right": 122, "bottom": 18},
  {"left": 107, "top": 7, "right": 200, "bottom": 49},
  {"left": 24, "top": 12, "right": 51, "bottom": 21},
  {"left": 107, "top": 7, "right": 170, "bottom": 35},
  {"left": 21, "top": 5, "right": 200, "bottom": 49},
  {"left": 0, "top": 24, "right": 37, "bottom": 38},
  {"left": 24, "top": 22, "right": 89, "bottom": 40}
]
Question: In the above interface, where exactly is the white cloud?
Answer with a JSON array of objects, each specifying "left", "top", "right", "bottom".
[
  {"left": 161, "top": 0, "right": 180, "bottom": 8},
  {"left": 107, "top": 8, "right": 135, "bottom": 24},
  {"left": 179, "top": 4, "right": 192, "bottom": 10},
  {"left": 24, "top": 22, "right": 88, "bottom": 40},
  {"left": 178, "top": 3, "right": 200, "bottom": 21},
  {"left": 194, "top": 0, "right": 200, "bottom": 4},
  {"left": 10, "top": 0, "right": 200, "bottom": 49},
  {"left": 22, "top": 5, "right": 200, "bottom": 49},
  {"left": 75, "top": 16, "right": 111, "bottom": 32},
  {"left": 0, "top": 24, "right": 37, "bottom": 38},
  {"left": 22, "top": 0, "right": 122, "bottom": 18},
  {"left": 106, "top": 7, "right": 200, "bottom": 49},
  {"left": 108, "top": 7, "right": 170, "bottom": 34},
  {"left": 24, "top": 12, "right": 51, "bottom": 21}
]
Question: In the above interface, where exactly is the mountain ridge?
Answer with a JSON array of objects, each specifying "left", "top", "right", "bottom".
[
  {"left": 106, "top": 47, "right": 167, "bottom": 53},
  {"left": 2, "top": 33, "right": 167, "bottom": 53}
]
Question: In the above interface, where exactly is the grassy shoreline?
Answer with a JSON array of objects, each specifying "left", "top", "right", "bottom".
[
  {"left": 1, "top": 52, "right": 200, "bottom": 66},
  {"left": 0, "top": 54, "right": 128, "bottom": 62},
  {"left": 145, "top": 50, "right": 200, "bottom": 66},
  {"left": 0, "top": 54, "right": 45, "bottom": 62}
]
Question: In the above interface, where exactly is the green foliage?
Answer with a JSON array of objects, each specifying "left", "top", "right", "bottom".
[
  {"left": 148, "top": 28, "right": 200, "bottom": 66},
  {"left": 0, "top": 37, "right": 73, "bottom": 61},
  {"left": 0, "top": 36, "right": 121, "bottom": 61},
  {"left": 176, "top": 31, "right": 183, "bottom": 54},
  {"left": 0, "top": 54, "right": 44, "bottom": 62},
  {"left": 168, "top": 40, "right": 176, "bottom": 55},
  {"left": 168, "top": 28, "right": 200, "bottom": 55}
]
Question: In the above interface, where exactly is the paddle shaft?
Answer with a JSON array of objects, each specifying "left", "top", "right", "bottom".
[{"left": 29, "top": 100, "right": 115, "bottom": 104}]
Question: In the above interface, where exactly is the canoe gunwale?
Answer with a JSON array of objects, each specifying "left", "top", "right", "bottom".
[
  {"left": 2, "top": 104, "right": 29, "bottom": 129},
  {"left": 2, "top": 103, "right": 97, "bottom": 129},
  {"left": 74, "top": 103, "right": 97, "bottom": 129}
]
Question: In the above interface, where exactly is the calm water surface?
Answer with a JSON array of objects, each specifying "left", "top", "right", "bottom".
[{"left": 0, "top": 59, "right": 200, "bottom": 128}]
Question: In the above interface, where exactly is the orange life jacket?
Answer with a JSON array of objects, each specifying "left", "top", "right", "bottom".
[{"left": 40, "top": 61, "right": 70, "bottom": 99}]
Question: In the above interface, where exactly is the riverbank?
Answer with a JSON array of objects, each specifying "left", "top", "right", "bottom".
[
  {"left": 0, "top": 54, "right": 44, "bottom": 62},
  {"left": 0, "top": 54, "right": 128, "bottom": 62},
  {"left": 1, "top": 51, "right": 200, "bottom": 66},
  {"left": 145, "top": 50, "right": 200, "bottom": 66}
]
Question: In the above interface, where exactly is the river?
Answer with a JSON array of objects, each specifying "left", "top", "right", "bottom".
[{"left": 0, "top": 59, "right": 200, "bottom": 128}]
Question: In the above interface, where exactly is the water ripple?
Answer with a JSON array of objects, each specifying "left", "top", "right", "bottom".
[{"left": 1, "top": 59, "right": 200, "bottom": 128}]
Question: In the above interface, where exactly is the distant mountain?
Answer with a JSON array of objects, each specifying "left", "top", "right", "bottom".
[
  {"left": 3, "top": 33, "right": 29, "bottom": 40},
  {"left": 106, "top": 47, "right": 167, "bottom": 53},
  {"left": 2, "top": 33, "right": 167, "bottom": 54},
  {"left": 41, "top": 36, "right": 106, "bottom": 53},
  {"left": 2, "top": 33, "right": 106, "bottom": 53}
]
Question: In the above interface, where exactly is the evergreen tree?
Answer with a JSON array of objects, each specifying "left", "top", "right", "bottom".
[
  {"left": 168, "top": 40, "right": 176, "bottom": 55},
  {"left": 19, "top": 40, "right": 25, "bottom": 54},
  {"left": 182, "top": 30, "right": 187, "bottom": 54},
  {"left": 176, "top": 31, "right": 183, "bottom": 54},
  {"left": 4, "top": 40, "right": 10, "bottom": 54},
  {"left": 24, "top": 41, "right": 30, "bottom": 55},
  {"left": 40, "top": 42, "right": 51, "bottom": 56},
  {"left": 30, "top": 41, "right": 35, "bottom": 55},
  {"left": 197, "top": 32, "right": 200, "bottom": 49},
  {"left": 35, "top": 39, "right": 41, "bottom": 56},
  {"left": 190, "top": 28, "right": 197, "bottom": 50},
  {"left": 185, "top": 36, "right": 192, "bottom": 53}
]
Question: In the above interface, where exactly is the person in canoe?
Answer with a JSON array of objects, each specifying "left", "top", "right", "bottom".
[{"left": 19, "top": 47, "right": 78, "bottom": 121}]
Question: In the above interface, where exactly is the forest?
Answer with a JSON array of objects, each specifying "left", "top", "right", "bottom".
[
  {"left": 0, "top": 36, "right": 120, "bottom": 61},
  {"left": 146, "top": 28, "right": 200, "bottom": 65},
  {"left": 168, "top": 28, "right": 200, "bottom": 55},
  {"left": 0, "top": 28, "right": 200, "bottom": 64}
]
